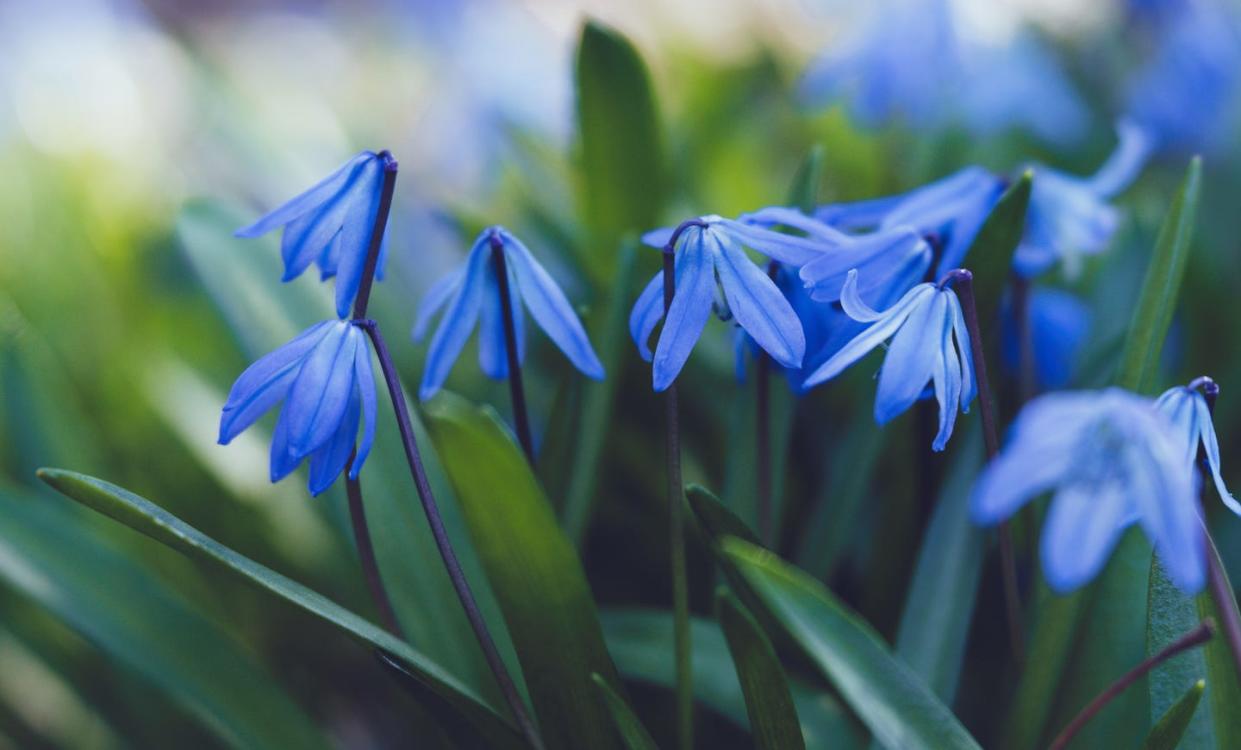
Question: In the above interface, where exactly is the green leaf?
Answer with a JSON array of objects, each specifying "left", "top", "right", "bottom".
[
  {"left": 963, "top": 171, "right": 1032, "bottom": 326},
  {"left": 575, "top": 19, "right": 663, "bottom": 282},
  {"left": 687, "top": 484, "right": 761, "bottom": 546},
  {"left": 1195, "top": 538, "right": 1241, "bottom": 748},
  {"left": 1147, "top": 559, "right": 1213, "bottom": 747},
  {"left": 0, "top": 488, "right": 328, "bottom": 750},
  {"left": 722, "top": 539, "right": 982, "bottom": 750},
  {"left": 1142, "top": 680, "right": 1206, "bottom": 750},
  {"left": 600, "top": 609, "right": 862, "bottom": 750},
  {"left": 591, "top": 674, "right": 659, "bottom": 750},
  {"left": 424, "top": 393, "right": 625, "bottom": 750},
  {"left": 716, "top": 590, "right": 806, "bottom": 750},
  {"left": 788, "top": 145, "right": 825, "bottom": 214},
  {"left": 1117, "top": 157, "right": 1201, "bottom": 393},
  {"left": 34, "top": 468, "right": 523, "bottom": 748}
]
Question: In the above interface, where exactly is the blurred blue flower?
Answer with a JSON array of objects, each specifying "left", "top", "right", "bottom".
[
  {"left": 237, "top": 151, "right": 393, "bottom": 318},
  {"left": 218, "top": 320, "right": 376, "bottom": 496},
  {"left": 972, "top": 388, "right": 1202, "bottom": 593},
  {"left": 1002, "top": 288, "right": 1091, "bottom": 390},
  {"left": 739, "top": 206, "right": 930, "bottom": 308},
  {"left": 1013, "top": 120, "right": 1152, "bottom": 278},
  {"left": 813, "top": 167, "right": 1005, "bottom": 277},
  {"left": 1127, "top": 2, "right": 1241, "bottom": 152},
  {"left": 414, "top": 226, "right": 604, "bottom": 400},
  {"left": 1156, "top": 381, "right": 1241, "bottom": 515},
  {"left": 632, "top": 217, "right": 811, "bottom": 391},
  {"left": 803, "top": 270, "right": 976, "bottom": 450}
]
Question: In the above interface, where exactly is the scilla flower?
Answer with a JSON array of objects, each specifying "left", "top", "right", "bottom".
[
  {"left": 1156, "top": 379, "right": 1241, "bottom": 515},
  {"left": 1002, "top": 288, "right": 1091, "bottom": 391},
  {"left": 631, "top": 217, "right": 813, "bottom": 391},
  {"left": 237, "top": 151, "right": 393, "bottom": 317},
  {"left": 1013, "top": 120, "right": 1152, "bottom": 278},
  {"left": 813, "top": 167, "right": 1006, "bottom": 275},
  {"left": 414, "top": 226, "right": 604, "bottom": 399},
  {"left": 972, "top": 388, "right": 1202, "bottom": 593},
  {"left": 802, "top": 269, "right": 976, "bottom": 450},
  {"left": 218, "top": 320, "right": 376, "bottom": 496}
]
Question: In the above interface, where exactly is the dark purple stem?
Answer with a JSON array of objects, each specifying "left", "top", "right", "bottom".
[
  {"left": 1011, "top": 273, "right": 1035, "bottom": 405},
  {"left": 488, "top": 233, "right": 535, "bottom": 465},
  {"left": 351, "top": 151, "right": 398, "bottom": 321},
  {"left": 356, "top": 319, "right": 543, "bottom": 750},
  {"left": 346, "top": 466, "right": 402, "bottom": 638}
]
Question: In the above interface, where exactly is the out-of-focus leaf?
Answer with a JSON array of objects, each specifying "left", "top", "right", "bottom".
[
  {"left": 1147, "top": 559, "right": 1213, "bottom": 747},
  {"left": 687, "top": 484, "right": 760, "bottom": 546},
  {"left": 575, "top": 20, "right": 663, "bottom": 282},
  {"left": 34, "top": 469, "right": 522, "bottom": 748},
  {"left": 966, "top": 171, "right": 1032, "bottom": 327},
  {"left": 1141, "top": 679, "right": 1205, "bottom": 750},
  {"left": 722, "top": 539, "right": 982, "bottom": 750},
  {"left": 424, "top": 393, "right": 625, "bottom": 750},
  {"left": 716, "top": 590, "right": 805, "bottom": 750},
  {"left": 591, "top": 673, "right": 659, "bottom": 750},
  {"left": 0, "top": 487, "right": 329, "bottom": 750},
  {"left": 788, "top": 145, "right": 825, "bottom": 214},
  {"left": 891, "top": 421, "right": 985, "bottom": 701},
  {"left": 1195, "top": 538, "right": 1241, "bottom": 748},
  {"left": 600, "top": 609, "right": 861, "bottom": 750}
]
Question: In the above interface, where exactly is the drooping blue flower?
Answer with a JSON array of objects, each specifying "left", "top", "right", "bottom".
[
  {"left": 414, "top": 226, "right": 604, "bottom": 400},
  {"left": 1002, "top": 288, "right": 1091, "bottom": 391},
  {"left": 236, "top": 151, "right": 394, "bottom": 318},
  {"left": 632, "top": 216, "right": 815, "bottom": 392},
  {"left": 1126, "top": 2, "right": 1241, "bottom": 152},
  {"left": 802, "top": 270, "right": 976, "bottom": 450},
  {"left": 218, "top": 320, "right": 377, "bottom": 496},
  {"left": 1156, "top": 380, "right": 1241, "bottom": 516},
  {"left": 972, "top": 388, "right": 1202, "bottom": 593},
  {"left": 1013, "top": 120, "right": 1152, "bottom": 278},
  {"left": 738, "top": 206, "right": 930, "bottom": 308},
  {"left": 812, "top": 167, "right": 1006, "bottom": 276}
]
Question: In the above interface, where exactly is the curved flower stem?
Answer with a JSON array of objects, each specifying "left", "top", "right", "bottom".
[
  {"left": 489, "top": 234, "right": 536, "bottom": 465},
  {"left": 755, "top": 261, "right": 779, "bottom": 547},
  {"left": 358, "top": 318, "right": 544, "bottom": 750},
  {"left": 1194, "top": 381, "right": 1241, "bottom": 682},
  {"left": 345, "top": 468, "right": 402, "bottom": 638},
  {"left": 661, "top": 245, "right": 693, "bottom": 750},
  {"left": 1048, "top": 620, "right": 1215, "bottom": 750},
  {"left": 950, "top": 269, "right": 1025, "bottom": 664}
]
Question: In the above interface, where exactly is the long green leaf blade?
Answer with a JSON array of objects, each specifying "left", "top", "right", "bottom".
[
  {"left": 1195, "top": 538, "right": 1241, "bottom": 748},
  {"left": 1142, "top": 679, "right": 1206, "bottom": 750},
  {"left": 591, "top": 674, "right": 659, "bottom": 750}
]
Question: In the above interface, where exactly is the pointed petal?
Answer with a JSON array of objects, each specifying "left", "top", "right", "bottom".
[
  {"left": 1041, "top": 482, "right": 1133, "bottom": 593},
  {"left": 839, "top": 269, "right": 886, "bottom": 322},
  {"left": 970, "top": 438, "right": 1072, "bottom": 525},
  {"left": 800, "top": 229, "right": 929, "bottom": 303},
  {"left": 350, "top": 336, "right": 377, "bottom": 479},
  {"left": 412, "top": 269, "right": 465, "bottom": 342},
  {"left": 419, "top": 236, "right": 489, "bottom": 400},
  {"left": 219, "top": 321, "right": 335, "bottom": 444},
  {"left": 718, "top": 219, "right": 828, "bottom": 265},
  {"left": 642, "top": 226, "right": 675, "bottom": 248},
  {"left": 652, "top": 235, "right": 716, "bottom": 391},
  {"left": 333, "top": 158, "right": 384, "bottom": 317},
  {"left": 734, "top": 208, "right": 851, "bottom": 242},
  {"left": 1127, "top": 418, "right": 1205, "bottom": 594},
  {"left": 812, "top": 194, "right": 906, "bottom": 231},
  {"left": 283, "top": 322, "right": 359, "bottom": 457},
  {"left": 501, "top": 229, "right": 604, "bottom": 379},
  {"left": 1196, "top": 395, "right": 1241, "bottom": 515},
  {"left": 308, "top": 386, "right": 361, "bottom": 496},
  {"left": 931, "top": 305, "right": 962, "bottom": 451},
  {"left": 949, "top": 291, "right": 976, "bottom": 408},
  {"left": 269, "top": 406, "right": 302, "bottom": 483},
  {"left": 874, "top": 292, "right": 946, "bottom": 424},
  {"left": 714, "top": 232, "right": 805, "bottom": 368},
  {"left": 235, "top": 152, "right": 374, "bottom": 238},
  {"left": 629, "top": 272, "right": 665, "bottom": 362},
  {"left": 477, "top": 260, "right": 526, "bottom": 379},
  {"left": 801, "top": 286, "right": 934, "bottom": 388},
  {"left": 1088, "top": 119, "right": 1153, "bottom": 197}
]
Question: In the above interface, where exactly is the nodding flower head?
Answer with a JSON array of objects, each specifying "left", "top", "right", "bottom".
[
  {"left": 631, "top": 216, "right": 813, "bottom": 392},
  {"left": 218, "top": 320, "right": 377, "bottom": 496},
  {"left": 1014, "top": 120, "right": 1152, "bottom": 278},
  {"left": 236, "top": 151, "right": 396, "bottom": 317},
  {"left": 1156, "top": 378, "right": 1241, "bottom": 516},
  {"left": 971, "top": 388, "right": 1202, "bottom": 594},
  {"left": 413, "top": 226, "right": 604, "bottom": 400},
  {"left": 801, "top": 269, "right": 976, "bottom": 451}
]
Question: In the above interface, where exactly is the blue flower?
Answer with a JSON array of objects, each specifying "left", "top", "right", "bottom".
[
  {"left": 1002, "top": 288, "right": 1091, "bottom": 390},
  {"left": 236, "top": 151, "right": 394, "bottom": 318},
  {"left": 1156, "top": 381, "right": 1241, "bottom": 516},
  {"left": 218, "top": 320, "right": 377, "bottom": 496},
  {"left": 738, "top": 206, "right": 930, "bottom": 308},
  {"left": 414, "top": 226, "right": 604, "bottom": 400},
  {"left": 632, "top": 216, "right": 815, "bottom": 392},
  {"left": 812, "top": 167, "right": 1005, "bottom": 276},
  {"left": 972, "top": 388, "right": 1202, "bottom": 593},
  {"left": 802, "top": 270, "right": 976, "bottom": 450},
  {"left": 1013, "top": 121, "right": 1152, "bottom": 278}
]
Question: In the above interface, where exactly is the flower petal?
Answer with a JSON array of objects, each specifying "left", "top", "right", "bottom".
[
  {"left": 269, "top": 405, "right": 302, "bottom": 483},
  {"left": 1041, "top": 481, "right": 1134, "bottom": 593},
  {"left": 802, "top": 285, "right": 934, "bottom": 388},
  {"left": 718, "top": 219, "right": 830, "bottom": 266},
  {"left": 629, "top": 272, "right": 665, "bottom": 362},
  {"left": 419, "top": 236, "right": 489, "bottom": 400},
  {"left": 813, "top": 194, "right": 906, "bottom": 231},
  {"left": 235, "top": 152, "right": 375, "bottom": 238},
  {"left": 478, "top": 260, "right": 526, "bottom": 379},
  {"left": 714, "top": 231, "right": 805, "bottom": 368},
  {"left": 308, "top": 386, "right": 361, "bottom": 496},
  {"left": 642, "top": 226, "right": 674, "bottom": 248},
  {"left": 799, "top": 229, "right": 929, "bottom": 303},
  {"left": 1088, "top": 119, "right": 1153, "bottom": 198},
  {"left": 412, "top": 269, "right": 465, "bottom": 342},
  {"left": 332, "top": 157, "right": 385, "bottom": 317},
  {"left": 874, "top": 292, "right": 946, "bottom": 424},
  {"left": 652, "top": 233, "right": 716, "bottom": 391},
  {"left": 283, "top": 322, "right": 359, "bottom": 457},
  {"left": 1126, "top": 414, "right": 1204, "bottom": 594},
  {"left": 501, "top": 229, "right": 604, "bottom": 380},
  {"left": 931, "top": 302, "right": 962, "bottom": 451},
  {"left": 734, "top": 207, "right": 851, "bottom": 242},
  {"left": 350, "top": 335, "right": 377, "bottom": 479},
  {"left": 1196, "top": 394, "right": 1241, "bottom": 515},
  {"left": 949, "top": 291, "right": 976, "bottom": 408}
]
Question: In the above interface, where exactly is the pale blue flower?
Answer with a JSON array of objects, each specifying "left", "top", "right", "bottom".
[
  {"left": 813, "top": 167, "right": 1005, "bottom": 276},
  {"left": 802, "top": 270, "right": 976, "bottom": 450},
  {"left": 972, "top": 388, "right": 1202, "bottom": 593},
  {"left": 1156, "top": 380, "right": 1241, "bottom": 515},
  {"left": 1002, "top": 288, "right": 1091, "bottom": 390},
  {"left": 1013, "top": 120, "right": 1153, "bottom": 278},
  {"left": 236, "top": 151, "right": 394, "bottom": 318},
  {"left": 414, "top": 226, "right": 604, "bottom": 400},
  {"left": 218, "top": 320, "right": 377, "bottom": 496},
  {"left": 632, "top": 217, "right": 813, "bottom": 392}
]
